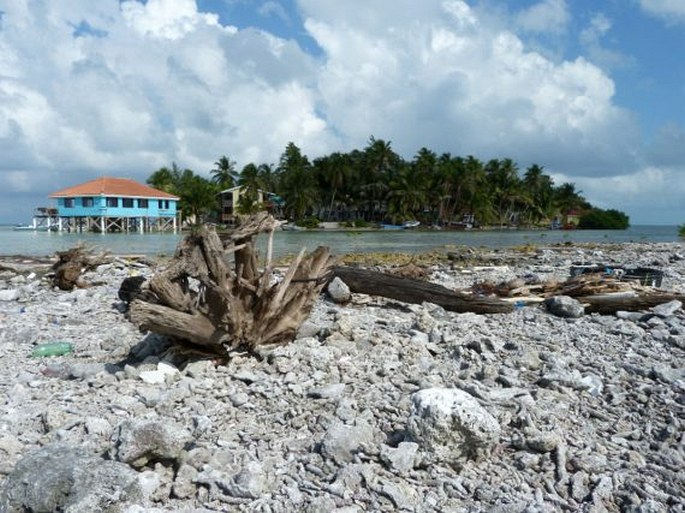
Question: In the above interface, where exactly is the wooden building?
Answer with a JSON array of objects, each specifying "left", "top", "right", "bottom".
[{"left": 49, "top": 177, "right": 180, "bottom": 233}]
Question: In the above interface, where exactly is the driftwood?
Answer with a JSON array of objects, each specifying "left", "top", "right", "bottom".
[
  {"left": 52, "top": 244, "right": 109, "bottom": 290},
  {"left": 582, "top": 291, "right": 685, "bottom": 315},
  {"left": 129, "top": 213, "right": 335, "bottom": 354},
  {"left": 331, "top": 267, "right": 684, "bottom": 316},
  {"left": 332, "top": 266, "right": 514, "bottom": 314},
  {"left": 474, "top": 272, "right": 685, "bottom": 315}
]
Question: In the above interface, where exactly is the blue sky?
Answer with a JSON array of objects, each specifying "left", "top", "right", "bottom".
[{"left": 0, "top": 0, "right": 683, "bottom": 224}]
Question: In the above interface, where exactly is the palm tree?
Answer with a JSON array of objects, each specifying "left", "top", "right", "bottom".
[
  {"left": 211, "top": 156, "right": 238, "bottom": 190},
  {"left": 361, "top": 136, "right": 399, "bottom": 221},
  {"left": 523, "top": 164, "right": 554, "bottom": 225},
  {"left": 237, "top": 163, "right": 264, "bottom": 215},
  {"left": 554, "top": 182, "right": 587, "bottom": 215},
  {"left": 387, "top": 163, "right": 427, "bottom": 223},
  {"left": 147, "top": 164, "right": 179, "bottom": 194},
  {"left": 411, "top": 147, "right": 437, "bottom": 221},
  {"left": 462, "top": 156, "right": 492, "bottom": 225},
  {"left": 277, "top": 142, "right": 317, "bottom": 220},
  {"left": 182, "top": 174, "right": 218, "bottom": 224},
  {"left": 485, "top": 158, "right": 525, "bottom": 226}
]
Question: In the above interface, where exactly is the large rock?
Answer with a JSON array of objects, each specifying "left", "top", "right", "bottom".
[
  {"left": 0, "top": 444, "right": 143, "bottom": 513},
  {"left": 109, "top": 419, "right": 191, "bottom": 468},
  {"left": 651, "top": 300, "right": 682, "bottom": 317},
  {"left": 0, "top": 288, "right": 19, "bottom": 301},
  {"left": 407, "top": 388, "right": 500, "bottom": 466},
  {"left": 327, "top": 277, "right": 352, "bottom": 304},
  {"left": 321, "top": 420, "right": 376, "bottom": 464},
  {"left": 544, "top": 295, "right": 585, "bottom": 318}
]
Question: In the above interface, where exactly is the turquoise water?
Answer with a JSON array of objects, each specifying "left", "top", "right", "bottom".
[{"left": 0, "top": 225, "right": 681, "bottom": 258}]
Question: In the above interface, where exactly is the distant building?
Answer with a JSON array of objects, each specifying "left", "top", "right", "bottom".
[
  {"left": 49, "top": 176, "right": 180, "bottom": 232},
  {"left": 564, "top": 209, "right": 582, "bottom": 230},
  {"left": 217, "top": 186, "right": 284, "bottom": 225}
]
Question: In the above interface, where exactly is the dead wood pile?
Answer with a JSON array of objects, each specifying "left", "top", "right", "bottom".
[
  {"left": 52, "top": 245, "right": 110, "bottom": 291},
  {"left": 129, "top": 213, "right": 335, "bottom": 354},
  {"left": 474, "top": 272, "right": 685, "bottom": 315}
]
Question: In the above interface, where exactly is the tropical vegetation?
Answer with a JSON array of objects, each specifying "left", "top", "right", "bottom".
[
  {"left": 147, "top": 138, "right": 629, "bottom": 229},
  {"left": 679, "top": 225, "right": 685, "bottom": 238},
  {"left": 578, "top": 209, "right": 630, "bottom": 230}
]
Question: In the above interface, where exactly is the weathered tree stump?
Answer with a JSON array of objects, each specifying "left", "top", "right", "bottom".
[
  {"left": 52, "top": 245, "right": 109, "bottom": 290},
  {"left": 129, "top": 213, "right": 335, "bottom": 354}
]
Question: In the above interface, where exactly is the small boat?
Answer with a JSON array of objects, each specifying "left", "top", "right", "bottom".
[
  {"left": 13, "top": 224, "right": 37, "bottom": 231},
  {"left": 381, "top": 220, "right": 421, "bottom": 230},
  {"left": 13, "top": 224, "right": 58, "bottom": 232},
  {"left": 280, "top": 223, "right": 306, "bottom": 231}
]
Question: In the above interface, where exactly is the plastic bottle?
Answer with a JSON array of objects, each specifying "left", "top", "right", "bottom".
[{"left": 31, "top": 342, "right": 74, "bottom": 357}]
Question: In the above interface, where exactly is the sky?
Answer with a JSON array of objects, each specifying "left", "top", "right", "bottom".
[{"left": 0, "top": 0, "right": 684, "bottom": 225}]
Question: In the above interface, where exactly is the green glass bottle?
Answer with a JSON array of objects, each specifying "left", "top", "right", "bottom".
[{"left": 31, "top": 342, "right": 74, "bottom": 357}]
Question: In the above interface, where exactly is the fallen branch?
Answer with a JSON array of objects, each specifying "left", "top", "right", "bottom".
[{"left": 332, "top": 266, "right": 514, "bottom": 314}]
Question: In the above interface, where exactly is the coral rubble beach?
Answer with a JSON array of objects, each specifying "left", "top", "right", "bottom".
[{"left": 0, "top": 242, "right": 684, "bottom": 512}]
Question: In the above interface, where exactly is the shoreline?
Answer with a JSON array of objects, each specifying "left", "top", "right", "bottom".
[{"left": 1, "top": 239, "right": 684, "bottom": 510}]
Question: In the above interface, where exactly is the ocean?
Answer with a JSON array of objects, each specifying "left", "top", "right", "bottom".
[{"left": 0, "top": 225, "right": 681, "bottom": 259}]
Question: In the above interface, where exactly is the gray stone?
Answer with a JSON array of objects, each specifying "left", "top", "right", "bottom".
[
  {"left": 222, "top": 461, "right": 266, "bottom": 499},
  {"left": 650, "top": 299, "right": 682, "bottom": 317},
  {"left": 380, "top": 442, "right": 419, "bottom": 473},
  {"left": 296, "top": 320, "right": 321, "bottom": 339},
  {"left": 321, "top": 420, "right": 376, "bottom": 464},
  {"left": 172, "top": 464, "right": 198, "bottom": 499},
  {"left": 544, "top": 295, "right": 585, "bottom": 318},
  {"left": 109, "top": 419, "right": 191, "bottom": 468},
  {"left": 327, "top": 277, "right": 352, "bottom": 303},
  {"left": 0, "top": 444, "right": 142, "bottom": 513},
  {"left": 525, "top": 431, "right": 561, "bottom": 453},
  {"left": 0, "top": 288, "right": 19, "bottom": 301},
  {"left": 407, "top": 388, "right": 501, "bottom": 465},
  {"left": 616, "top": 310, "right": 649, "bottom": 322},
  {"left": 650, "top": 366, "right": 685, "bottom": 383},
  {"left": 307, "top": 383, "right": 346, "bottom": 399}
]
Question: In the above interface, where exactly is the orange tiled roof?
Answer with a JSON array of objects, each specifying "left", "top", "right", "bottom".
[{"left": 49, "top": 177, "right": 179, "bottom": 200}]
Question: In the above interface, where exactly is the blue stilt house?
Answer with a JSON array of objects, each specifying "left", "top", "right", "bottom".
[{"left": 49, "top": 176, "right": 180, "bottom": 232}]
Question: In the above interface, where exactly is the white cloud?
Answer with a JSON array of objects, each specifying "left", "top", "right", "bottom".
[
  {"left": 258, "top": 1, "right": 291, "bottom": 25},
  {"left": 648, "top": 122, "right": 685, "bottom": 167},
  {"left": 0, "top": 0, "right": 680, "bottom": 223},
  {"left": 564, "top": 166, "right": 685, "bottom": 224},
  {"left": 121, "top": 0, "right": 220, "bottom": 39},
  {"left": 579, "top": 13, "right": 633, "bottom": 70},
  {"left": 303, "top": 0, "right": 640, "bottom": 176},
  {"left": 515, "top": 0, "right": 569, "bottom": 34},
  {"left": 639, "top": 0, "right": 685, "bottom": 24}
]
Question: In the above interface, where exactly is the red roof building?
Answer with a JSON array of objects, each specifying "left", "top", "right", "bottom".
[
  {"left": 49, "top": 176, "right": 179, "bottom": 200},
  {"left": 47, "top": 176, "right": 179, "bottom": 233}
]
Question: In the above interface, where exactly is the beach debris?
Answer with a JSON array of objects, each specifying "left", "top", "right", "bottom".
[
  {"left": 469, "top": 271, "right": 685, "bottom": 315},
  {"left": 332, "top": 266, "right": 515, "bottom": 314},
  {"left": 52, "top": 244, "right": 110, "bottom": 290},
  {"left": 31, "top": 341, "right": 74, "bottom": 357},
  {"left": 118, "top": 275, "right": 147, "bottom": 304},
  {"left": 128, "top": 212, "right": 335, "bottom": 354}
]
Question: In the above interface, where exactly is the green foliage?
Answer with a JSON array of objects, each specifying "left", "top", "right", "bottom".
[
  {"left": 678, "top": 225, "right": 685, "bottom": 238},
  {"left": 147, "top": 162, "right": 218, "bottom": 224},
  {"left": 578, "top": 208, "right": 630, "bottom": 229},
  {"left": 211, "top": 156, "right": 238, "bottom": 190},
  {"left": 341, "top": 219, "right": 371, "bottom": 228},
  {"left": 171, "top": 138, "right": 627, "bottom": 230},
  {"left": 295, "top": 216, "right": 321, "bottom": 229}
]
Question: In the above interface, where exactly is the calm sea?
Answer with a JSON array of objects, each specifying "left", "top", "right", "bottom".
[{"left": 0, "top": 225, "right": 681, "bottom": 259}]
